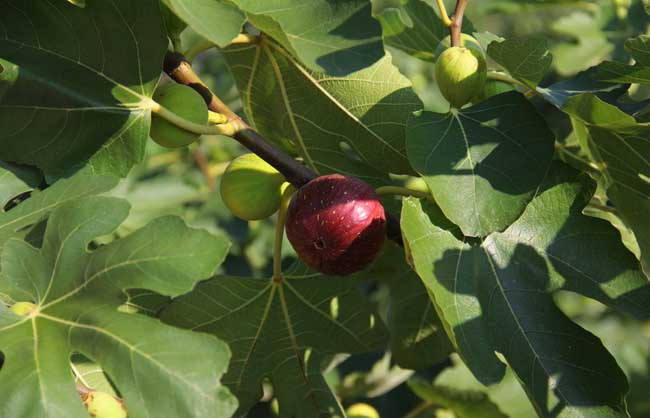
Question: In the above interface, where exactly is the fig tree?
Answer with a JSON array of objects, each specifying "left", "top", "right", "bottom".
[
  {"left": 150, "top": 83, "right": 208, "bottom": 148},
  {"left": 435, "top": 46, "right": 487, "bottom": 108},
  {"left": 220, "top": 153, "right": 287, "bottom": 220},
  {"left": 285, "top": 174, "right": 386, "bottom": 276},
  {"left": 9, "top": 301, "right": 36, "bottom": 316},
  {"left": 435, "top": 34, "right": 484, "bottom": 60},
  {"left": 83, "top": 391, "right": 127, "bottom": 418}
]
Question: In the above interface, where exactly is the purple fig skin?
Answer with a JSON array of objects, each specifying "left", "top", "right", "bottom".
[{"left": 285, "top": 174, "right": 386, "bottom": 276}]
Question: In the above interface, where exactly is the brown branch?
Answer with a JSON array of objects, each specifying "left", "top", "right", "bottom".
[
  {"left": 162, "top": 51, "right": 403, "bottom": 246},
  {"left": 450, "top": 0, "right": 469, "bottom": 47}
]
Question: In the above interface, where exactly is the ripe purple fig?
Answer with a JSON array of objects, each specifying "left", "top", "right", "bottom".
[{"left": 285, "top": 174, "right": 386, "bottom": 276}]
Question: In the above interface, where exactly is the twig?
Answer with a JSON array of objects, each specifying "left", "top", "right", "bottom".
[
  {"left": 162, "top": 51, "right": 404, "bottom": 246},
  {"left": 435, "top": 0, "right": 453, "bottom": 27},
  {"left": 193, "top": 148, "right": 216, "bottom": 190},
  {"left": 450, "top": 0, "right": 469, "bottom": 47}
]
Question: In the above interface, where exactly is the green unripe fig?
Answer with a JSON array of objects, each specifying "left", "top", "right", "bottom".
[
  {"left": 471, "top": 80, "right": 515, "bottom": 103},
  {"left": 83, "top": 391, "right": 127, "bottom": 418},
  {"left": 150, "top": 83, "right": 208, "bottom": 148},
  {"left": 346, "top": 403, "right": 380, "bottom": 418},
  {"left": 220, "top": 153, "right": 287, "bottom": 221},
  {"left": 9, "top": 301, "right": 36, "bottom": 316},
  {"left": 435, "top": 34, "right": 485, "bottom": 60},
  {"left": 435, "top": 46, "right": 487, "bottom": 108}
]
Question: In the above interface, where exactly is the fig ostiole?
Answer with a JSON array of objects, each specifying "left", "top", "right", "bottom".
[
  {"left": 149, "top": 83, "right": 208, "bottom": 148},
  {"left": 9, "top": 301, "right": 37, "bottom": 316},
  {"left": 435, "top": 45, "right": 487, "bottom": 108},
  {"left": 83, "top": 391, "right": 127, "bottom": 418},
  {"left": 285, "top": 174, "right": 386, "bottom": 276},
  {"left": 220, "top": 153, "right": 287, "bottom": 221}
]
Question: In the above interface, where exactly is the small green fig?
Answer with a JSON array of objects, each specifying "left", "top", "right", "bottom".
[
  {"left": 220, "top": 153, "right": 287, "bottom": 221},
  {"left": 83, "top": 391, "right": 127, "bottom": 418},
  {"left": 346, "top": 403, "right": 380, "bottom": 418},
  {"left": 471, "top": 80, "right": 515, "bottom": 103},
  {"left": 150, "top": 83, "right": 208, "bottom": 148},
  {"left": 435, "top": 46, "right": 487, "bottom": 108},
  {"left": 9, "top": 301, "right": 36, "bottom": 316},
  {"left": 435, "top": 34, "right": 484, "bottom": 60}
]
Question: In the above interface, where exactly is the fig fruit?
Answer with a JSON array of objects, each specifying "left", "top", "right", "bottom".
[
  {"left": 220, "top": 153, "right": 287, "bottom": 220},
  {"left": 285, "top": 174, "right": 386, "bottom": 276},
  {"left": 83, "top": 391, "right": 127, "bottom": 418},
  {"left": 9, "top": 301, "right": 36, "bottom": 316},
  {"left": 435, "top": 34, "right": 484, "bottom": 60},
  {"left": 150, "top": 83, "right": 208, "bottom": 148},
  {"left": 346, "top": 403, "right": 380, "bottom": 418},
  {"left": 435, "top": 46, "right": 487, "bottom": 108}
]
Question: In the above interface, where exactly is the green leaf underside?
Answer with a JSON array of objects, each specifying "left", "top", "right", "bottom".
[
  {"left": 488, "top": 38, "right": 552, "bottom": 88},
  {"left": 222, "top": 39, "right": 421, "bottom": 182},
  {"left": 407, "top": 92, "right": 555, "bottom": 237},
  {"left": 0, "top": 196, "right": 235, "bottom": 418},
  {"left": 0, "top": 0, "right": 167, "bottom": 177},
  {"left": 229, "top": 0, "right": 384, "bottom": 76},
  {"left": 401, "top": 162, "right": 650, "bottom": 417},
  {"left": 162, "top": 263, "right": 388, "bottom": 418},
  {"left": 409, "top": 378, "right": 509, "bottom": 418},
  {"left": 162, "top": 0, "right": 245, "bottom": 47},
  {"left": 0, "top": 162, "right": 42, "bottom": 209},
  {"left": 562, "top": 94, "right": 650, "bottom": 275}
]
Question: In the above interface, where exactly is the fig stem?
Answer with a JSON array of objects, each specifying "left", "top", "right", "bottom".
[
  {"left": 273, "top": 185, "right": 296, "bottom": 282},
  {"left": 449, "top": 0, "right": 469, "bottom": 47},
  {"left": 151, "top": 102, "right": 236, "bottom": 136},
  {"left": 435, "top": 0, "right": 453, "bottom": 27},
  {"left": 375, "top": 186, "right": 433, "bottom": 201},
  {"left": 208, "top": 111, "right": 228, "bottom": 125},
  {"left": 486, "top": 71, "right": 528, "bottom": 89}
]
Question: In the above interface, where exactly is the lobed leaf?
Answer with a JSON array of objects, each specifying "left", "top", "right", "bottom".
[
  {"left": 0, "top": 0, "right": 167, "bottom": 177},
  {"left": 0, "top": 196, "right": 235, "bottom": 418}
]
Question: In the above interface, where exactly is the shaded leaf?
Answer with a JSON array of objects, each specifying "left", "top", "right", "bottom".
[
  {"left": 374, "top": 0, "right": 475, "bottom": 62},
  {"left": 406, "top": 92, "right": 555, "bottom": 237},
  {"left": 162, "top": 262, "right": 388, "bottom": 418},
  {"left": 230, "top": 0, "right": 384, "bottom": 76},
  {"left": 223, "top": 42, "right": 420, "bottom": 181},
  {"left": 162, "top": 0, "right": 245, "bottom": 47},
  {"left": 0, "top": 0, "right": 167, "bottom": 177},
  {"left": 562, "top": 93, "right": 650, "bottom": 274},
  {"left": 487, "top": 38, "right": 552, "bottom": 88},
  {"left": 402, "top": 163, "right": 643, "bottom": 417},
  {"left": 0, "top": 197, "right": 236, "bottom": 418}
]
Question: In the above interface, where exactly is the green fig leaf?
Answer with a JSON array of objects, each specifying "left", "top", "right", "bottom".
[
  {"left": 0, "top": 197, "right": 236, "bottom": 418},
  {"left": 162, "top": 0, "right": 245, "bottom": 47},
  {"left": 0, "top": 162, "right": 42, "bottom": 210},
  {"left": 0, "top": 0, "right": 167, "bottom": 177},
  {"left": 401, "top": 162, "right": 648, "bottom": 417},
  {"left": 487, "top": 37, "right": 552, "bottom": 88},
  {"left": 562, "top": 93, "right": 650, "bottom": 274},
  {"left": 222, "top": 43, "right": 421, "bottom": 181},
  {"left": 228, "top": 0, "right": 384, "bottom": 76},
  {"left": 161, "top": 262, "right": 388, "bottom": 418},
  {"left": 407, "top": 92, "right": 555, "bottom": 237}
]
